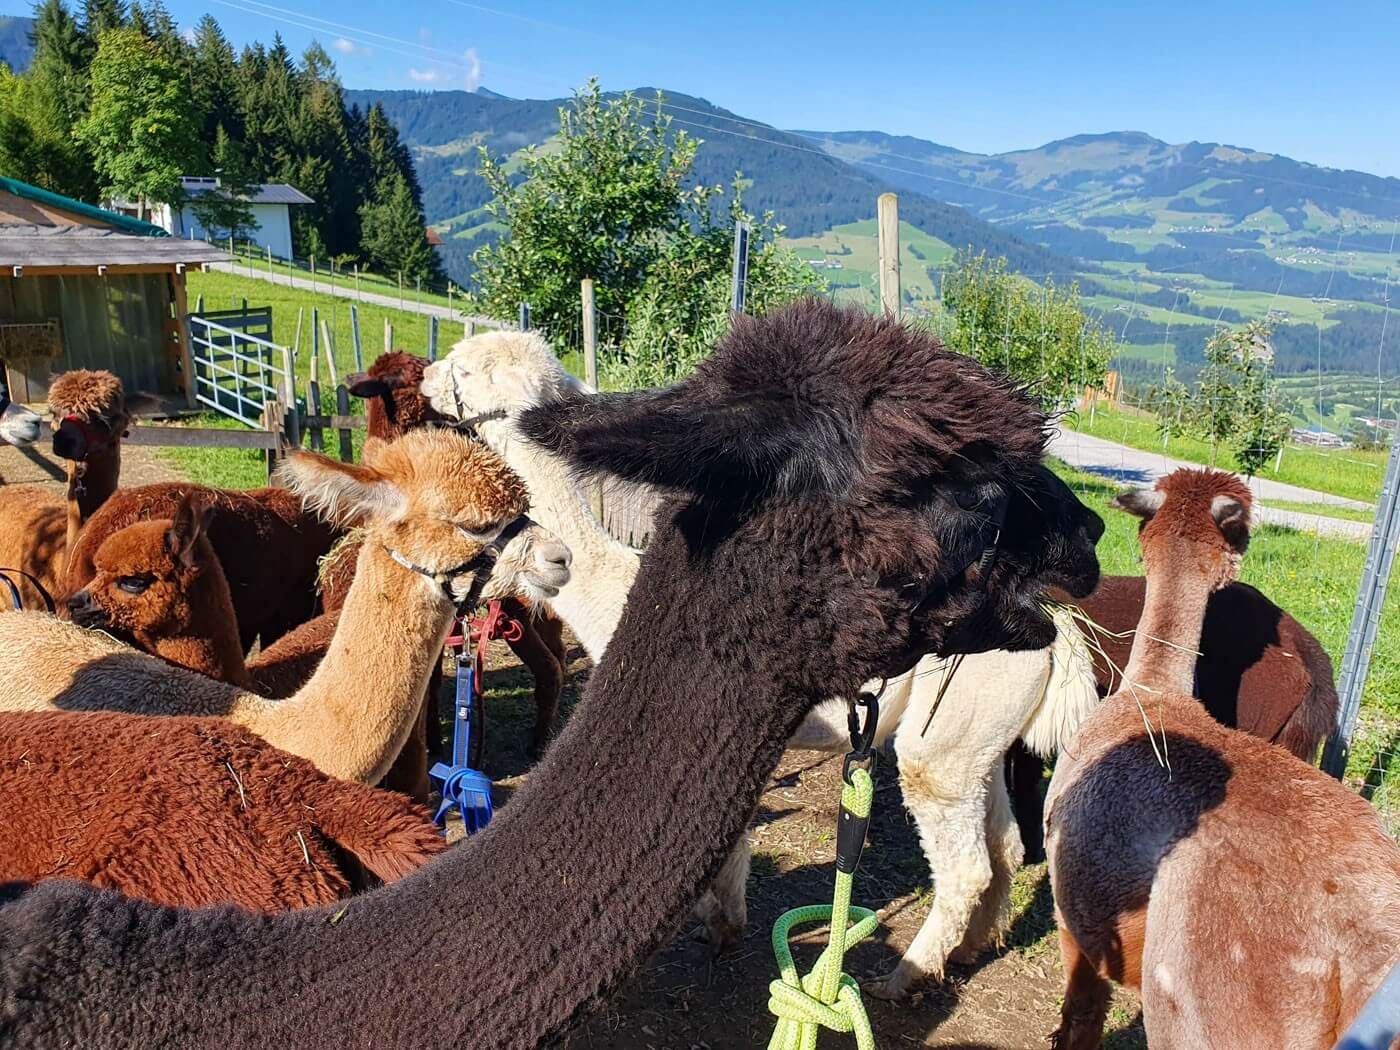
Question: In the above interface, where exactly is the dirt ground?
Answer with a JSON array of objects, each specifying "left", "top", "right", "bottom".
[
  {"left": 0, "top": 440, "right": 184, "bottom": 492},
  {"left": 460, "top": 638, "right": 1149, "bottom": 1050}
]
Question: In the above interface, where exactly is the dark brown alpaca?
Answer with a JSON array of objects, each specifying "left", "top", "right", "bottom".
[
  {"left": 63, "top": 481, "right": 338, "bottom": 651},
  {"left": 0, "top": 299, "right": 1103, "bottom": 1049},
  {"left": 0, "top": 369, "right": 136, "bottom": 608},
  {"left": 345, "top": 350, "right": 568, "bottom": 757},
  {"left": 0, "top": 711, "right": 446, "bottom": 912},
  {"left": 1046, "top": 468, "right": 1400, "bottom": 1050}
]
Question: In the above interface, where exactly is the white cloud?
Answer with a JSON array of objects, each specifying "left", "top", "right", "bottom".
[
  {"left": 464, "top": 48, "right": 481, "bottom": 92},
  {"left": 181, "top": 26, "right": 196, "bottom": 44},
  {"left": 407, "top": 67, "right": 445, "bottom": 83},
  {"left": 332, "top": 37, "right": 357, "bottom": 55}
]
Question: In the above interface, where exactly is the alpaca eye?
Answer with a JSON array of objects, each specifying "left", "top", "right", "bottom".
[
  {"left": 954, "top": 489, "right": 982, "bottom": 511},
  {"left": 116, "top": 576, "right": 151, "bottom": 595}
]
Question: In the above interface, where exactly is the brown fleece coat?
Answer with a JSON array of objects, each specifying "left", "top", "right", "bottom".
[{"left": 0, "top": 711, "right": 445, "bottom": 912}]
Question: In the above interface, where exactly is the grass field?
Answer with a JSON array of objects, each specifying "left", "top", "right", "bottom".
[
  {"left": 783, "top": 219, "right": 953, "bottom": 309},
  {"left": 223, "top": 246, "right": 457, "bottom": 311},
  {"left": 1064, "top": 404, "right": 1386, "bottom": 504}
]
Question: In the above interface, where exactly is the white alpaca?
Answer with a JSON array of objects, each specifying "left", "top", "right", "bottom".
[
  {"left": 0, "top": 385, "right": 41, "bottom": 446},
  {"left": 421, "top": 333, "right": 1100, "bottom": 995}
]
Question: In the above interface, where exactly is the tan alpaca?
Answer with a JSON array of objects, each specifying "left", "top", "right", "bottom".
[
  {"left": 0, "top": 428, "right": 572, "bottom": 785},
  {"left": 0, "top": 369, "right": 135, "bottom": 607},
  {"left": 1046, "top": 468, "right": 1400, "bottom": 1050}
]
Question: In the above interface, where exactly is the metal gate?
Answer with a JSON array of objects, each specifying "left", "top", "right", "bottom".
[{"left": 188, "top": 308, "right": 293, "bottom": 429}]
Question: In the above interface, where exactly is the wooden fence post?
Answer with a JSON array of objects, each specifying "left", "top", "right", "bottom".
[
  {"left": 308, "top": 309, "right": 324, "bottom": 453},
  {"left": 877, "top": 192, "right": 901, "bottom": 318},
  {"left": 335, "top": 383, "right": 353, "bottom": 463},
  {"left": 581, "top": 278, "right": 603, "bottom": 521},
  {"left": 465, "top": 318, "right": 477, "bottom": 338},
  {"left": 261, "top": 397, "right": 284, "bottom": 482},
  {"left": 731, "top": 221, "right": 751, "bottom": 314},
  {"left": 350, "top": 305, "right": 363, "bottom": 371},
  {"left": 319, "top": 317, "right": 338, "bottom": 387},
  {"left": 384, "top": 318, "right": 393, "bottom": 353}
]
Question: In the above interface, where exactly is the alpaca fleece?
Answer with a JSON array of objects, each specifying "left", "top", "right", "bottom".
[
  {"left": 0, "top": 299, "right": 1101, "bottom": 1049},
  {"left": 64, "top": 482, "right": 339, "bottom": 650},
  {"left": 0, "top": 711, "right": 446, "bottom": 911}
]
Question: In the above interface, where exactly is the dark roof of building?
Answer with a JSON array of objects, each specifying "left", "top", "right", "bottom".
[
  {"left": 179, "top": 177, "right": 314, "bottom": 206},
  {"left": 0, "top": 175, "right": 168, "bottom": 237},
  {"left": 0, "top": 224, "right": 229, "bottom": 268}
]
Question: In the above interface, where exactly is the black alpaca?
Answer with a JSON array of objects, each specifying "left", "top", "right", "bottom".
[{"left": 0, "top": 299, "right": 1102, "bottom": 1050}]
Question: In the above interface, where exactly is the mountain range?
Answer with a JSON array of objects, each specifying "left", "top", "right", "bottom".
[{"left": 0, "top": 15, "right": 34, "bottom": 73}]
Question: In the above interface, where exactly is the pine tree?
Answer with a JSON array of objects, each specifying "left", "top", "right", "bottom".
[
  {"left": 359, "top": 170, "right": 442, "bottom": 284},
  {"left": 190, "top": 125, "right": 257, "bottom": 240},
  {"left": 14, "top": 0, "right": 96, "bottom": 198},
  {"left": 80, "top": 0, "right": 125, "bottom": 47},
  {"left": 189, "top": 15, "right": 240, "bottom": 147}
]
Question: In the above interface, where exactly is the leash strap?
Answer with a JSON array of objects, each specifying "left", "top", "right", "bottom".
[
  {"left": 0, "top": 568, "right": 56, "bottom": 614},
  {"left": 767, "top": 766, "right": 880, "bottom": 1050}
]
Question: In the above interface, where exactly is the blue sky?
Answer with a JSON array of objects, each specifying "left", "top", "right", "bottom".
[{"left": 7, "top": 0, "right": 1399, "bottom": 176}]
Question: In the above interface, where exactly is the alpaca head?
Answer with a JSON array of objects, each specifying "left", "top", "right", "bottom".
[
  {"left": 419, "top": 330, "right": 584, "bottom": 434},
  {"left": 347, "top": 352, "right": 449, "bottom": 440},
  {"left": 1113, "top": 468, "right": 1252, "bottom": 593},
  {"left": 520, "top": 298, "right": 1102, "bottom": 687},
  {"left": 0, "top": 373, "right": 41, "bottom": 447},
  {"left": 278, "top": 428, "right": 572, "bottom": 607},
  {"left": 48, "top": 369, "right": 133, "bottom": 462},
  {"left": 66, "top": 492, "right": 221, "bottom": 640}
]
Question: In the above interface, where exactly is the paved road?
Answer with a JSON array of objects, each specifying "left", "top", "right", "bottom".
[
  {"left": 1048, "top": 427, "right": 1376, "bottom": 542},
  {"left": 209, "top": 261, "right": 505, "bottom": 331}
]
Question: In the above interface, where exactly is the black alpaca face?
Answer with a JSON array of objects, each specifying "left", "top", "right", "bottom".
[{"left": 519, "top": 299, "right": 1101, "bottom": 679}]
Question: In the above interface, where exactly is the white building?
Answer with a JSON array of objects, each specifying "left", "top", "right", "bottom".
[{"left": 110, "top": 178, "right": 314, "bottom": 260}]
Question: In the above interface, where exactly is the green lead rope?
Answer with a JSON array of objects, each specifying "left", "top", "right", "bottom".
[{"left": 766, "top": 765, "right": 880, "bottom": 1050}]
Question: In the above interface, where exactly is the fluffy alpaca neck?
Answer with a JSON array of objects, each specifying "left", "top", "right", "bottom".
[
  {"left": 1121, "top": 562, "right": 1212, "bottom": 697},
  {"left": 479, "top": 415, "right": 636, "bottom": 660},
  {"left": 0, "top": 519, "right": 868, "bottom": 1050},
  {"left": 139, "top": 568, "right": 253, "bottom": 689},
  {"left": 73, "top": 445, "right": 121, "bottom": 522},
  {"left": 230, "top": 541, "right": 454, "bottom": 783}
]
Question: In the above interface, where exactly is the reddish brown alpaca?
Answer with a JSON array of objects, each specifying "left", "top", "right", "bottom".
[
  {"left": 0, "top": 710, "right": 445, "bottom": 912},
  {"left": 63, "top": 481, "right": 338, "bottom": 652},
  {"left": 0, "top": 369, "right": 136, "bottom": 608},
  {"left": 1046, "top": 469, "right": 1400, "bottom": 1050},
  {"left": 64, "top": 497, "right": 426, "bottom": 798},
  {"left": 344, "top": 350, "right": 568, "bottom": 756}
]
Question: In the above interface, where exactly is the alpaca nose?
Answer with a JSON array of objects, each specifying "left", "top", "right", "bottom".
[
  {"left": 539, "top": 540, "right": 572, "bottom": 574},
  {"left": 67, "top": 590, "right": 95, "bottom": 617}
]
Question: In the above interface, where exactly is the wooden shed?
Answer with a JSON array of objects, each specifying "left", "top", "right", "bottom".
[{"left": 0, "top": 175, "right": 227, "bottom": 404}]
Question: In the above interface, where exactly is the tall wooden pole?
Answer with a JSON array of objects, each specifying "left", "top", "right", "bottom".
[
  {"left": 581, "top": 279, "right": 598, "bottom": 390},
  {"left": 877, "top": 192, "right": 901, "bottom": 318}
]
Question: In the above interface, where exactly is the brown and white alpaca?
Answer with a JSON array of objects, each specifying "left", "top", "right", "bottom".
[
  {"left": 0, "top": 710, "right": 445, "bottom": 911},
  {"left": 342, "top": 350, "right": 568, "bottom": 755},
  {"left": 1046, "top": 468, "right": 1400, "bottom": 1050},
  {"left": 0, "top": 428, "right": 572, "bottom": 787},
  {"left": 0, "top": 369, "right": 135, "bottom": 608},
  {"left": 0, "top": 298, "right": 1103, "bottom": 1049}
]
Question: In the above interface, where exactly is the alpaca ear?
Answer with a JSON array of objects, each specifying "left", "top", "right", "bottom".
[
  {"left": 347, "top": 374, "right": 392, "bottom": 400},
  {"left": 1211, "top": 494, "right": 1251, "bottom": 555},
  {"left": 276, "top": 451, "right": 405, "bottom": 525},
  {"left": 166, "top": 493, "right": 212, "bottom": 570},
  {"left": 517, "top": 387, "right": 853, "bottom": 497},
  {"left": 1111, "top": 487, "right": 1165, "bottom": 521}
]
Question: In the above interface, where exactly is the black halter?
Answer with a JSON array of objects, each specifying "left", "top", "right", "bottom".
[{"left": 385, "top": 515, "right": 530, "bottom": 610}]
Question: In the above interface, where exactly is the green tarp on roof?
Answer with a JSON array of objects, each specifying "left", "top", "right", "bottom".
[{"left": 0, "top": 175, "right": 170, "bottom": 237}]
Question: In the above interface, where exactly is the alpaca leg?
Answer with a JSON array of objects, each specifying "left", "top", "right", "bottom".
[
  {"left": 691, "top": 836, "right": 750, "bottom": 952},
  {"left": 1005, "top": 740, "right": 1046, "bottom": 863},
  {"left": 1051, "top": 925, "right": 1112, "bottom": 1050},
  {"left": 501, "top": 600, "right": 566, "bottom": 756},
  {"left": 866, "top": 764, "right": 995, "bottom": 1000},
  {"left": 951, "top": 762, "right": 1023, "bottom": 963}
]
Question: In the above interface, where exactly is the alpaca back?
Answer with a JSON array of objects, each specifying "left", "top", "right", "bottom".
[
  {"left": 0, "top": 711, "right": 445, "bottom": 911},
  {"left": 1048, "top": 692, "right": 1400, "bottom": 1048},
  {"left": 0, "top": 487, "right": 65, "bottom": 608}
]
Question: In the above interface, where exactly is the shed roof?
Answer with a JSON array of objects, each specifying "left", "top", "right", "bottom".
[
  {"left": 179, "top": 177, "right": 314, "bottom": 205},
  {"left": 0, "top": 175, "right": 169, "bottom": 237},
  {"left": 0, "top": 224, "right": 229, "bottom": 269}
]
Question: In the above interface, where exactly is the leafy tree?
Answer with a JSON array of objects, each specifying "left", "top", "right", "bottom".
[
  {"left": 469, "top": 80, "right": 705, "bottom": 330},
  {"left": 359, "top": 170, "right": 441, "bottom": 283},
  {"left": 940, "top": 249, "right": 1114, "bottom": 410},
  {"left": 11, "top": 0, "right": 96, "bottom": 197},
  {"left": 189, "top": 124, "right": 256, "bottom": 241},
  {"left": 77, "top": 27, "right": 198, "bottom": 214}
]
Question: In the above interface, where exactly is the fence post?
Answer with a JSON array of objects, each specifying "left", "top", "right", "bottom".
[
  {"left": 731, "top": 221, "right": 751, "bottom": 314},
  {"left": 308, "top": 308, "right": 324, "bottom": 453},
  {"left": 334, "top": 383, "right": 353, "bottom": 463},
  {"left": 384, "top": 319, "right": 393, "bottom": 352},
  {"left": 416, "top": 277, "right": 422, "bottom": 313},
  {"left": 398, "top": 272, "right": 404, "bottom": 312},
  {"left": 465, "top": 318, "right": 477, "bottom": 338},
  {"left": 261, "top": 397, "right": 284, "bottom": 482},
  {"left": 350, "top": 304, "right": 363, "bottom": 371},
  {"left": 278, "top": 342, "right": 301, "bottom": 449},
  {"left": 319, "top": 317, "right": 338, "bottom": 387},
  {"left": 1322, "top": 434, "right": 1400, "bottom": 778},
  {"left": 311, "top": 255, "right": 316, "bottom": 296},
  {"left": 428, "top": 316, "right": 439, "bottom": 361},
  {"left": 581, "top": 278, "right": 603, "bottom": 521},
  {"left": 266, "top": 245, "right": 272, "bottom": 279},
  {"left": 877, "top": 192, "right": 901, "bottom": 318},
  {"left": 519, "top": 302, "right": 530, "bottom": 331},
  {"left": 354, "top": 264, "right": 360, "bottom": 301}
]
